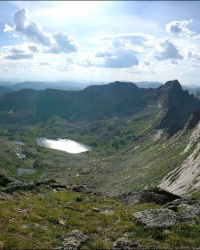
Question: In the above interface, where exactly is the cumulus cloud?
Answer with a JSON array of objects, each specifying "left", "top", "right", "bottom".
[
  {"left": 2, "top": 44, "right": 34, "bottom": 60},
  {"left": 188, "top": 51, "right": 200, "bottom": 60},
  {"left": 13, "top": 7, "right": 51, "bottom": 46},
  {"left": 155, "top": 40, "right": 183, "bottom": 62},
  {"left": 47, "top": 32, "right": 78, "bottom": 54},
  {"left": 166, "top": 19, "right": 199, "bottom": 39},
  {"left": 3, "top": 24, "right": 13, "bottom": 33},
  {"left": 79, "top": 39, "right": 139, "bottom": 68},
  {"left": 4, "top": 7, "right": 78, "bottom": 54},
  {"left": 103, "top": 50, "right": 139, "bottom": 68}
]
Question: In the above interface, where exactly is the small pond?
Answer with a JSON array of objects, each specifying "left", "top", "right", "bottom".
[
  {"left": 17, "top": 168, "right": 36, "bottom": 176},
  {"left": 36, "top": 137, "right": 91, "bottom": 154}
]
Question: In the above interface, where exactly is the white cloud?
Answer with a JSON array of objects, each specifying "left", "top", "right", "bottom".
[
  {"left": 4, "top": 7, "right": 78, "bottom": 54},
  {"left": 28, "top": 45, "right": 39, "bottom": 53},
  {"left": 78, "top": 39, "right": 139, "bottom": 68},
  {"left": 155, "top": 40, "right": 183, "bottom": 63},
  {"left": 3, "top": 24, "right": 13, "bottom": 33},
  {"left": 13, "top": 7, "right": 51, "bottom": 46},
  {"left": 188, "top": 51, "right": 200, "bottom": 60},
  {"left": 97, "top": 33, "right": 155, "bottom": 48},
  {"left": 2, "top": 44, "right": 34, "bottom": 60},
  {"left": 185, "top": 46, "right": 200, "bottom": 60},
  {"left": 47, "top": 32, "right": 78, "bottom": 54},
  {"left": 166, "top": 19, "right": 200, "bottom": 39}
]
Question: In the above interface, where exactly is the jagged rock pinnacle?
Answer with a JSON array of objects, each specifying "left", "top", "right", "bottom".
[{"left": 164, "top": 79, "right": 182, "bottom": 91}]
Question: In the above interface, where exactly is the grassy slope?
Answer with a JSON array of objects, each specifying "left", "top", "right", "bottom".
[{"left": 1, "top": 188, "right": 200, "bottom": 249}]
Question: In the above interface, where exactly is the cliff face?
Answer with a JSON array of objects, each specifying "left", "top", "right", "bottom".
[{"left": 159, "top": 113, "right": 200, "bottom": 195}]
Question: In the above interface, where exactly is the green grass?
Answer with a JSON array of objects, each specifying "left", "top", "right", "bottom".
[{"left": 1, "top": 188, "right": 200, "bottom": 249}]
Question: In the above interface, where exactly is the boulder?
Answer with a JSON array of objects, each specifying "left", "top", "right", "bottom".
[
  {"left": 164, "top": 197, "right": 200, "bottom": 218},
  {"left": 0, "top": 191, "right": 14, "bottom": 200},
  {"left": 112, "top": 237, "right": 142, "bottom": 250},
  {"left": 115, "top": 188, "right": 180, "bottom": 206},
  {"left": 71, "top": 185, "right": 86, "bottom": 193},
  {"left": 56, "top": 230, "right": 89, "bottom": 250},
  {"left": 134, "top": 208, "right": 190, "bottom": 228}
]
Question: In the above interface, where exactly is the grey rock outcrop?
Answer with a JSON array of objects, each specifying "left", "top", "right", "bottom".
[
  {"left": 0, "top": 191, "right": 14, "bottom": 200},
  {"left": 56, "top": 230, "right": 89, "bottom": 250},
  {"left": 134, "top": 197, "right": 200, "bottom": 229},
  {"left": 164, "top": 197, "right": 200, "bottom": 218},
  {"left": 112, "top": 237, "right": 142, "bottom": 250},
  {"left": 134, "top": 208, "right": 190, "bottom": 228}
]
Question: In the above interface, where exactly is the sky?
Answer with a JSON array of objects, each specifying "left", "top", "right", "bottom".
[{"left": 1, "top": 1, "right": 200, "bottom": 85}]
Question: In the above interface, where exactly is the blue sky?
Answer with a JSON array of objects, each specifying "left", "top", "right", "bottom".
[{"left": 1, "top": 1, "right": 200, "bottom": 85}]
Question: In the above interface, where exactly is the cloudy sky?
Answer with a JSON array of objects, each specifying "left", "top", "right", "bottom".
[{"left": 1, "top": 1, "right": 200, "bottom": 85}]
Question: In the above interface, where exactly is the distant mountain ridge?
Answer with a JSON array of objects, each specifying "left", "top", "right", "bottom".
[
  {"left": 2, "top": 81, "right": 108, "bottom": 91},
  {"left": 0, "top": 86, "right": 14, "bottom": 95},
  {"left": 1, "top": 80, "right": 163, "bottom": 92},
  {"left": 135, "top": 81, "right": 163, "bottom": 88},
  {"left": 0, "top": 80, "right": 199, "bottom": 135}
]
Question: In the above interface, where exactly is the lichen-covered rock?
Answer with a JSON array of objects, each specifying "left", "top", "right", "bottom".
[
  {"left": 164, "top": 197, "right": 200, "bottom": 218},
  {"left": 112, "top": 237, "right": 141, "bottom": 250},
  {"left": 56, "top": 230, "right": 89, "bottom": 250},
  {"left": 0, "top": 191, "right": 14, "bottom": 200},
  {"left": 134, "top": 208, "right": 190, "bottom": 228},
  {"left": 61, "top": 238, "right": 81, "bottom": 250}
]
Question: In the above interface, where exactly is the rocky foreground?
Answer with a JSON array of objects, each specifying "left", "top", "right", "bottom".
[{"left": 1, "top": 172, "right": 200, "bottom": 249}]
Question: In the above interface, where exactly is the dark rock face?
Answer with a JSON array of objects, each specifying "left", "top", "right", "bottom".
[
  {"left": 164, "top": 79, "right": 182, "bottom": 92},
  {"left": 0, "top": 173, "right": 15, "bottom": 187},
  {"left": 185, "top": 109, "right": 200, "bottom": 130},
  {"left": 0, "top": 172, "right": 36, "bottom": 194},
  {"left": 156, "top": 80, "right": 200, "bottom": 135},
  {"left": 115, "top": 188, "right": 180, "bottom": 206},
  {"left": 4, "top": 182, "right": 36, "bottom": 194},
  {"left": 35, "top": 179, "right": 57, "bottom": 186}
]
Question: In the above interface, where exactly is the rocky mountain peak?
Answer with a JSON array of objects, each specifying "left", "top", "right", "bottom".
[{"left": 164, "top": 79, "right": 182, "bottom": 92}]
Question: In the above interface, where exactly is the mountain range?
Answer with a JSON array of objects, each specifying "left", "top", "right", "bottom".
[
  {"left": 1, "top": 79, "right": 200, "bottom": 248},
  {"left": 1, "top": 79, "right": 200, "bottom": 196}
]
